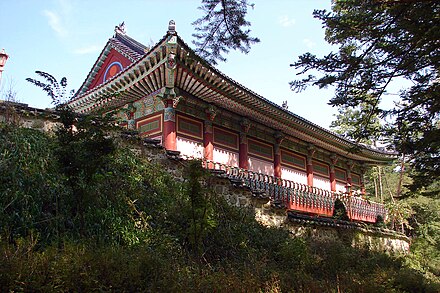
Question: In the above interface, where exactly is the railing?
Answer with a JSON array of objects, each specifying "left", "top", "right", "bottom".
[{"left": 204, "top": 160, "right": 387, "bottom": 223}]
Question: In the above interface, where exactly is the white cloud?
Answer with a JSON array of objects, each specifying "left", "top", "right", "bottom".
[
  {"left": 43, "top": 9, "right": 67, "bottom": 37},
  {"left": 42, "top": 0, "right": 73, "bottom": 38},
  {"left": 303, "top": 38, "right": 316, "bottom": 49},
  {"left": 278, "top": 15, "right": 295, "bottom": 27},
  {"left": 74, "top": 45, "right": 102, "bottom": 55}
]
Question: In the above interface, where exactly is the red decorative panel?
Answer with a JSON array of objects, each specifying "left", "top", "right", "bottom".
[
  {"left": 213, "top": 126, "right": 239, "bottom": 150},
  {"left": 248, "top": 138, "right": 273, "bottom": 161},
  {"left": 136, "top": 114, "right": 162, "bottom": 136}
]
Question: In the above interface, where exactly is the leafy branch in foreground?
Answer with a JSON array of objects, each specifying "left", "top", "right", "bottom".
[
  {"left": 192, "top": 0, "right": 260, "bottom": 65},
  {"left": 291, "top": 0, "right": 440, "bottom": 190},
  {"left": 26, "top": 71, "right": 75, "bottom": 106}
]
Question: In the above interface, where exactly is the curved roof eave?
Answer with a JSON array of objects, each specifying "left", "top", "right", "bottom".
[
  {"left": 173, "top": 36, "right": 397, "bottom": 163},
  {"left": 69, "top": 30, "right": 397, "bottom": 163}
]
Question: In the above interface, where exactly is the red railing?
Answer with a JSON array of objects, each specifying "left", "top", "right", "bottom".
[{"left": 204, "top": 160, "right": 387, "bottom": 223}]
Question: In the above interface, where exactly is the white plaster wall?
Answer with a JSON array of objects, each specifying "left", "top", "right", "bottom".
[
  {"left": 248, "top": 157, "right": 274, "bottom": 176},
  {"left": 281, "top": 167, "right": 308, "bottom": 185},
  {"left": 176, "top": 136, "right": 204, "bottom": 159},
  {"left": 213, "top": 147, "right": 239, "bottom": 167},
  {"left": 314, "top": 175, "right": 331, "bottom": 191},
  {"left": 336, "top": 182, "right": 347, "bottom": 193}
]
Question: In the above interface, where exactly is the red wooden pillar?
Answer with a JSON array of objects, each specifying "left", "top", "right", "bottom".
[
  {"left": 347, "top": 176, "right": 353, "bottom": 196},
  {"left": 330, "top": 154, "right": 338, "bottom": 192},
  {"left": 204, "top": 105, "right": 217, "bottom": 166},
  {"left": 306, "top": 160, "right": 313, "bottom": 187},
  {"left": 203, "top": 118, "right": 214, "bottom": 170},
  {"left": 163, "top": 99, "right": 176, "bottom": 151},
  {"left": 330, "top": 168, "right": 336, "bottom": 192},
  {"left": 360, "top": 172, "right": 366, "bottom": 195},
  {"left": 239, "top": 118, "right": 250, "bottom": 169},
  {"left": 273, "top": 132, "right": 284, "bottom": 179},
  {"left": 306, "top": 145, "right": 315, "bottom": 187},
  {"left": 347, "top": 160, "right": 354, "bottom": 196},
  {"left": 204, "top": 120, "right": 213, "bottom": 163},
  {"left": 274, "top": 151, "right": 282, "bottom": 178},
  {"left": 239, "top": 132, "right": 248, "bottom": 169}
]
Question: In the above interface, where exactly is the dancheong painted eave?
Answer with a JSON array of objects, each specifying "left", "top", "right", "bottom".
[{"left": 68, "top": 22, "right": 397, "bottom": 164}]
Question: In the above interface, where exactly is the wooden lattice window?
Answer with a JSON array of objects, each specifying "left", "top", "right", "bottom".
[
  {"left": 335, "top": 168, "right": 347, "bottom": 182},
  {"left": 248, "top": 138, "right": 273, "bottom": 160},
  {"left": 313, "top": 160, "right": 330, "bottom": 177},
  {"left": 213, "top": 127, "right": 238, "bottom": 150},
  {"left": 177, "top": 115, "right": 203, "bottom": 140},
  {"left": 351, "top": 173, "right": 361, "bottom": 186},
  {"left": 281, "top": 150, "right": 306, "bottom": 170},
  {"left": 136, "top": 114, "right": 162, "bottom": 136}
]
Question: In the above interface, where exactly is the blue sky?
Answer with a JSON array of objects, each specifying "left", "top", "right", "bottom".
[{"left": 1, "top": 0, "right": 340, "bottom": 128}]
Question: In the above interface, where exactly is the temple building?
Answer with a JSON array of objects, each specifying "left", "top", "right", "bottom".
[{"left": 68, "top": 21, "right": 395, "bottom": 222}]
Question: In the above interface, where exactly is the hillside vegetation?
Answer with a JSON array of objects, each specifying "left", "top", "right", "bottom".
[{"left": 0, "top": 117, "right": 439, "bottom": 292}]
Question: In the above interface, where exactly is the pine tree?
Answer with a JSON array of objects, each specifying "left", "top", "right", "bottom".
[
  {"left": 291, "top": 0, "right": 440, "bottom": 190},
  {"left": 192, "top": 0, "right": 260, "bottom": 65}
]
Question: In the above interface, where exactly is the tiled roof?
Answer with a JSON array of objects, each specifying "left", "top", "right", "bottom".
[
  {"left": 113, "top": 32, "right": 148, "bottom": 59},
  {"left": 69, "top": 26, "right": 396, "bottom": 163}
]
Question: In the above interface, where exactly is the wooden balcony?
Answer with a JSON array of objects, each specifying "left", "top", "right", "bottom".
[{"left": 204, "top": 160, "right": 387, "bottom": 224}]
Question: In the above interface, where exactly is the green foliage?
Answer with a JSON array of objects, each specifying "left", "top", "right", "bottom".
[
  {"left": 26, "top": 71, "right": 75, "bottom": 105},
  {"left": 330, "top": 95, "right": 386, "bottom": 145},
  {"left": 181, "top": 160, "right": 217, "bottom": 255},
  {"left": 405, "top": 194, "right": 440, "bottom": 279},
  {"left": 332, "top": 198, "right": 349, "bottom": 221},
  {"left": 0, "top": 124, "right": 65, "bottom": 243},
  {"left": 2, "top": 90, "right": 439, "bottom": 291},
  {"left": 192, "top": 0, "right": 260, "bottom": 65}
]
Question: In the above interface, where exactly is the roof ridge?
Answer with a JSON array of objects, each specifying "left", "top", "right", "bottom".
[{"left": 114, "top": 31, "right": 148, "bottom": 55}]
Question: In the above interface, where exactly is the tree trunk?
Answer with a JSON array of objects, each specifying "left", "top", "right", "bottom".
[
  {"left": 396, "top": 154, "right": 406, "bottom": 198},
  {"left": 378, "top": 166, "right": 383, "bottom": 203}
]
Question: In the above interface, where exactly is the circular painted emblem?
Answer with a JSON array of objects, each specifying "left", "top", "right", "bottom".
[{"left": 103, "top": 61, "right": 123, "bottom": 82}]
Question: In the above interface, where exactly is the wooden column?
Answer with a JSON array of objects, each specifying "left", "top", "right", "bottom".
[
  {"left": 306, "top": 145, "right": 315, "bottom": 187},
  {"left": 203, "top": 105, "right": 217, "bottom": 168},
  {"left": 360, "top": 164, "right": 366, "bottom": 195},
  {"left": 274, "top": 132, "right": 284, "bottom": 179},
  {"left": 347, "top": 160, "right": 354, "bottom": 195},
  {"left": 161, "top": 22, "right": 179, "bottom": 151},
  {"left": 239, "top": 118, "right": 250, "bottom": 169},
  {"left": 204, "top": 120, "right": 213, "bottom": 162},
  {"left": 163, "top": 99, "right": 177, "bottom": 151},
  {"left": 329, "top": 154, "right": 338, "bottom": 192}
]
